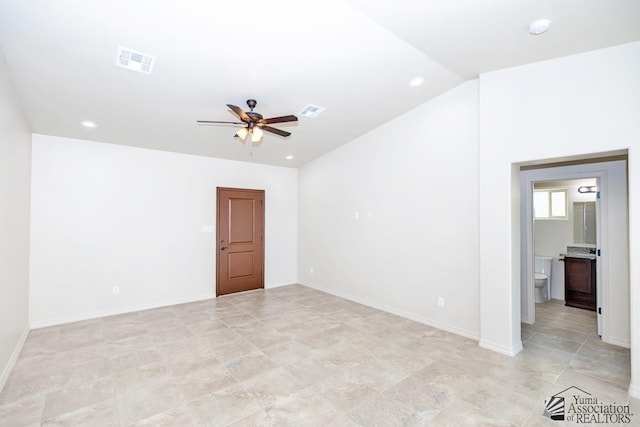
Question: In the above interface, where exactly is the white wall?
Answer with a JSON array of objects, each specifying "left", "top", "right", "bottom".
[
  {"left": 298, "top": 81, "right": 480, "bottom": 338},
  {"left": 479, "top": 41, "right": 640, "bottom": 395},
  {"left": 0, "top": 48, "right": 31, "bottom": 391},
  {"left": 29, "top": 135, "right": 298, "bottom": 327}
]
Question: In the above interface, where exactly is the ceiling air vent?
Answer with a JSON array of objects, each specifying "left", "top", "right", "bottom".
[
  {"left": 116, "top": 47, "right": 155, "bottom": 74},
  {"left": 299, "top": 104, "right": 326, "bottom": 118}
]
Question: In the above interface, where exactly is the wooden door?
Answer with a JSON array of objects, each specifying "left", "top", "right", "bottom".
[{"left": 216, "top": 188, "right": 265, "bottom": 296}]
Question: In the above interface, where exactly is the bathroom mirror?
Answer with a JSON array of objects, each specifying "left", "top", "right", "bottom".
[{"left": 573, "top": 201, "right": 596, "bottom": 244}]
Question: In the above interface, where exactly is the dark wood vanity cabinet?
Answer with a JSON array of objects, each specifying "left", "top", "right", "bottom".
[{"left": 564, "top": 257, "right": 596, "bottom": 311}]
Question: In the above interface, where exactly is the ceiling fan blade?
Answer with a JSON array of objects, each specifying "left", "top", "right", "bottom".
[
  {"left": 259, "top": 115, "right": 298, "bottom": 125},
  {"left": 196, "top": 120, "right": 244, "bottom": 125},
  {"left": 260, "top": 125, "right": 291, "bottom": 138},
  {"left": 226, "top": 104, "right": 252, "bottom": 122}
]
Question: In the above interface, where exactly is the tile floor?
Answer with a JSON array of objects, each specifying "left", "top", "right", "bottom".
[{"left": 0, "top": 286, "right": 636, "bottom": 426}]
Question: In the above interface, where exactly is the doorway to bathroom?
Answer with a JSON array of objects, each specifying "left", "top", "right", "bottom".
[
  {"left": 519, "top": 157, "right": 629, "bottom": 348},
  {"left": 532, "top": 178, "right": 599, "bottom": 331}
]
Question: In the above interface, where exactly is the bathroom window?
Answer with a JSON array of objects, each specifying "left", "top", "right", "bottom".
[{"left": 534, "top": 189, "right": 567, "bottom": 219}]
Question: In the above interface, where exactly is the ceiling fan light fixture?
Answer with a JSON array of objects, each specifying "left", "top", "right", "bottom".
[
  {"left": 236, "top": 127, "right": 249, "bottom": 140},
  {"left": 251, "top": 127, "right": 264, "bottom": 143}
]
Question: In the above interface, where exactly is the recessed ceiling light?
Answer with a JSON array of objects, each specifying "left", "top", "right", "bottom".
[
  {"left": 529, "top": 19, "right": 551, "bottom": 35},
  {"left": 409, "top": 76, "right": 424, "bottom": 87},
  {"left": 285, "top": 155, "right": 294, "bottom": 160},
  {"left": 81, "top": 121, "right": 97, "bottom": 128}
]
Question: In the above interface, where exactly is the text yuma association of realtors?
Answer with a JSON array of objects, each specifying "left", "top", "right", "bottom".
[{"left": 566, "top": 395, "right": 632, "bottom": 423}]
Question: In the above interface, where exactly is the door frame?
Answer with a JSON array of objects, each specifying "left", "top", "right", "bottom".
[{"left": 216, "top": 187, "right": 265, "bottom": 297}]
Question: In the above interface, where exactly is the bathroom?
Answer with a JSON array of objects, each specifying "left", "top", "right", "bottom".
[
  {"left": 533, "top": 178, "right": 600, "bottom": 340},
  {"left": 534, "top": 178, "right": 597, "bottom": 303},
  {"left": 533, "top": 178, "right": 598, "bottom": 311}
]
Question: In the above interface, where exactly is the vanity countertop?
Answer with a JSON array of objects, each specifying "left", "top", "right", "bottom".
[{"left": 560, "top": 252, "right": 597, "bottom": 260}]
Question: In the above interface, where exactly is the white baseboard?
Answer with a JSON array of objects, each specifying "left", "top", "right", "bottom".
[
  {"left": 30, "top": 293, "right": 216, "bottom": 329},
  {"left": 479, "top": 338, "right": 523, "bottom": 357},
  {"left": 264, "top": 282, "right": 297, "bottom": 289},
  {"left": 0, "top": 326, "right": 29, "bottom": 393},
  {"left": 602, "top": 336, "right": 630, "bottom": 349},
  {"left": 629, "top": 383, "right": 640, "bottom": 399},
  {"left": 300, "top": 281, "right": 480, "bottom": 341}
]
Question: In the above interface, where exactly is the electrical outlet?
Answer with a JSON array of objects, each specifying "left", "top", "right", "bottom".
[
  {"left": 112, "top": 286, "right": 120, "bottom": 295},
  {"left": 437, "top": 297, "right": 445, "bottom": 307},
  {"left": 366, "top": 211, "right": 372, "bottom": 220},
  {"left": 310, "top": 267, "right": 315, "bottom": 275}
]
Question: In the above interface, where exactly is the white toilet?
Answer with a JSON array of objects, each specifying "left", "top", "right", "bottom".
[{"left": 534, "top": 256, "right": 552, "bottom": 303}]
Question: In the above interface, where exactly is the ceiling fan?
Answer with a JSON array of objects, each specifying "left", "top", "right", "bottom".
[{"left": 197, "top": 99, "right": 298, "bottom": 145}]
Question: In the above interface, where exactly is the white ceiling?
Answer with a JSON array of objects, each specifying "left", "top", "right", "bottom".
[{"left": 1, "top": 1, "right": 639, "bottom": 167}]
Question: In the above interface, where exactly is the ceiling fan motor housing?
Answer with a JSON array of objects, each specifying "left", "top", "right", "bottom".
[{"left": 246, "top": 112, "right": 263, "bottom": 123}]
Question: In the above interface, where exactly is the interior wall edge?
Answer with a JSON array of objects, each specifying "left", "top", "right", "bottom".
[
  {"left": 0, "top": 326, "right": 29, "bottom": 393},
  {"left": 299, "top": 281, "right": 480, "bottom": 342},
  {"left": 0, "top": 46, "right": 32, "bottom": 394},
  {"left": 629, "top": 383, "right": 640, "bottom": 399},
  {"left": 478, "top": 338, "right": 523, "bottom": 357}
]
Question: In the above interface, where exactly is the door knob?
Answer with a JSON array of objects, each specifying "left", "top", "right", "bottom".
[{"left": 220, "top": 246, "right": 229, "bottom": 251}]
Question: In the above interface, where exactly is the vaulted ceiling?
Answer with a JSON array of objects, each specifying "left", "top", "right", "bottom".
[{"left": 1, "top": 0, "right": 639, "bottom": 167}]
